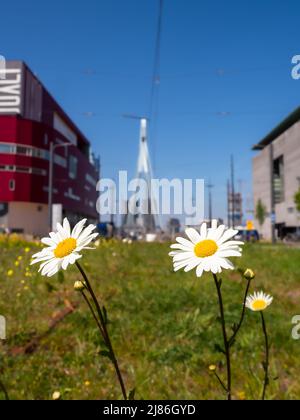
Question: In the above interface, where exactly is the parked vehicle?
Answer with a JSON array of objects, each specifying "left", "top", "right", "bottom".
[{"left": 235, "top": 229, "right": 260, "bottom": 242}]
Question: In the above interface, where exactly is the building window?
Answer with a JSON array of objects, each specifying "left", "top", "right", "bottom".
[
  {"left": 0, "top": 144, "right": 11, "bottom": 153},
  {"left": 69, "top": 155, "right": 78, "bottom": 179},
  {"left": 9, "top": 179, "right": 15, "bottom": 191},
  {"left": 273, "top": 156, "right": 284, "bottom": 204}
]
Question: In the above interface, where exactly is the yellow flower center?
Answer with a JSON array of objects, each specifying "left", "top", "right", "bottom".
[
  {"left": 194, "top": 239, "right": 218, "bottom": 258},
  {"left": 251, "top": 300, "right": 267, "bottom": 311},
  {"left": 54, "top": 238, "right": 77, "bottom": 258}
]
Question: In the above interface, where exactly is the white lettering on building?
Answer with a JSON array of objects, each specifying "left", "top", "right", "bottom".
[{"left": 0, "top": 68, "right": 21, "bottom": 114}]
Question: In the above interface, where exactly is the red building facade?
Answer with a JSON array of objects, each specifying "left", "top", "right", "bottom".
[{"left": 0, "top": 61, "right": 99, "bottom": 236}]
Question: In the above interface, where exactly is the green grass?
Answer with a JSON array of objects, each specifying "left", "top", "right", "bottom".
[{"left": 1, "top": 237, "right": 300, "bottom": 400}]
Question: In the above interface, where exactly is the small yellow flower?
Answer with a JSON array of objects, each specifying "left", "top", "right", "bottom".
[
  {"left": 15, "top": 261, "right": 20, "bottom": 267},
  {"left": 74, "top": 281, "right": 86, "bottom": 292},
  {"left": 24, "top": 286, "right": 29, "bottom": 290},
  {"left": 24, "top": 247, "right": 31, "bottom": 253},
  {"left": 21, "top": 280, "right": 25, "bottom": 284},
  {"left": 84, "top": 380, "right": 91, "bottom": 387},
  {"left": 208, "top": 364, "right": 217, "bottom": 372},
  {"left": 243, "top": 268, "right": 255, "bottom": 281},
  {"left": 18, "top": 256, "right": 23, "bottom": 261},
  {"left": 52, "top": 391, "right": 61, "bottom": 400},
  {"left": 7, "top": 269, "right": 14, "bottom": 277},
  {"left": 237, "top": 391, "right": 246, "bottom": 400}
]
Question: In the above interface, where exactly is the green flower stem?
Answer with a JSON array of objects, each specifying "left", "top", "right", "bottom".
[
  {"left": 213, "top": 371, "right": 228, "bottom": 393},
  {"left": 80, "top": 290, "right": 105, "bottom": 338},
  {"left": 228, "top": 278, "right": 251, "bottom": 347},
  {"left": 260, "top": 311, "right": 269, "bottom": 400},
  {"left": 0, "top": 378, "right": 9, "bottom": 400},
  {"left": 213, "top": 274, "right": 231, "bottom": 400},
  {"left": 76, "top": 261, "right": 127, "bottom": 400}
]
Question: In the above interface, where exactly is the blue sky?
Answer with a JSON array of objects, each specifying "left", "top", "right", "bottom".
[{"left": 1, "top": 0, "right": 300, "bottom": 224}]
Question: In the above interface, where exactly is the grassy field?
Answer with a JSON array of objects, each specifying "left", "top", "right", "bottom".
[{"left": 0, "top": 236, "right": 300, "bottom": 400}]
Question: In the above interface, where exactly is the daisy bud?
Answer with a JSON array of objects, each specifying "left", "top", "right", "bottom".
[
  {"left": 243, "top": 268, "right": 255, "bottom": 280},
  {"left": 52, "top": 391, "right": 61, "bottom": 400},
  {"left": 74, "top": 281, "right": 86, "bottom": 292},
  {"left": 208, "top": 364, "right": 217, "bottom": 372}
]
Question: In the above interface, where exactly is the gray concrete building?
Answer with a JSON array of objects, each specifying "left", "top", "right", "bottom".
[{"left": 252, "top": 107, "right": 300, "bottom": 240}]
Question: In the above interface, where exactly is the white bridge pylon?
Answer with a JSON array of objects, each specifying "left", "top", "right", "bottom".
[{"left": 123, "top": 118, "right": 161, "bottom": 234}]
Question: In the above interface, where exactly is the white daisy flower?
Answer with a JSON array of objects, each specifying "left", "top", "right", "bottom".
[
  {"left": 169, "top": 219, "right": 243, "bottom": 277},
  {"left": 245, "top": 291, "right": 273, "bottom": 312},
  {"left": 31, "top": 218, "right": 98, "bottom": 277}
]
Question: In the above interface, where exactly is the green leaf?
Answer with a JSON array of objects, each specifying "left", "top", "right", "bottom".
[
  {"left": 99, "top": 350, "right": 113, "bottom": 361},
  {"left": 214, "top": 343, "right": 225, "bottom": 354},
  {"left": 128, "top": 388, "right": 136, "bottom": 400},
  {"left": 57, "top": 271, "right": 65, "bottom": 284},
  {"left": 45, "top": 281, "right": 56, "bottom": 293}
]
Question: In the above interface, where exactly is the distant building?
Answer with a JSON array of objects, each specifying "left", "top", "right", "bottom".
[
  {"left": 228, "top": 192, "right": 243, "bottom": 227},
  {"left": 0, "top": 61, "right": 99, "bottom": 236},
  {"left": 167, "top": 218, "right": 181, "bottom": 238},
  {"left": 252, "top": 107, "right": 300, "bottom": 239}
]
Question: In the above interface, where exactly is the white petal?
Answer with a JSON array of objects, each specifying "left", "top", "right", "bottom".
[
  {"left": 69, "top": 253, "right": 82, "bottom": 264},
  {"left": 56, "top": 222, "right": 68, "bottom": 239},
  {"left": 31, "top": 254, "right": 53, "bottom": 265},
  {"left": 63, "top": 218, "right": 71, "bottom": 237},
  {"left": 184, "top": 258, "right": 200, "bottom": 272},
  {"left": 196, "top": 264, "right": 204, "bottom": 277},
  {"left": 185, "top": 228, "right": 201, "bottom": 244},
  {"left": 218, "top": 250, "right": 241, "bottom": 258},
  {"left": 200, "top": 223, "right": 207, "bottom": 239},
  {"left": 217, "top": 257, "right": 234, "bottom": 270},
  {"left": 211, "top": 219, "right": 218, "bottom": 230},
  {"left": 61, "top": 256, "right": 71, "bottom": 270},
  {"left": 202, "top": 259, "right": 213, "bottom": 272},
  {"left": 174, "top": 261, "right": 190, "bottom": 271},
  {"left": 175, "top": 237, "right": 194, "bottom": 249},
  {"left": 170, "top": 243, "right": 193, "bottom": 252},
  {"left": 41, "top": 237, "right": 56, "bottom": 247},
  {"left": 77, "top": 224, "right": 96, "bottom": 243},
  {"left": 77, "top": 233, "right": 98, "bottom": 248},
  {"left": 217, "top": 229, "right": 238, "bottom": 245},
  {"left": 213, "top": 225, "right": 226, "bottom": 242},
  {"left": 46, "top": 265, "right": 60, "bottom": 277},
  {"left": 219, "top": 240, "right": 244, "bottom": 247},
  {"left": 71, "top": 219, "right": 87, "bottom": 239},
  {"left": 41, "top": 259, "right": 59, "bottom": 276},
  {"left": 172, "top": 252, "right": 194, "bottom": 262}
]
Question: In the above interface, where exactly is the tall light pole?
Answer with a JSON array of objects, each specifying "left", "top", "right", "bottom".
[
  {"left": 231, "top": 155, "right": 235, "bottom": 229},
  {"left": 206, "top": 180, "right": 214, "bottom": 223},
  {"left": 48, "top": 141, "right": 72, "bottom": 230}
]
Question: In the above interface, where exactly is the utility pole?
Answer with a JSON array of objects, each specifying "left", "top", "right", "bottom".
[
  {"left": 206, "top": 180, "right": 214, "bottom": 223},
  {"left": 227, "top": 179, "right": 231, "bottom": 227},
  {"left": 48, "top": 141, "right": 72, "bottom": 230},
  {"left": 231, "top": 155, "right": 235, "bottom": 229}
]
